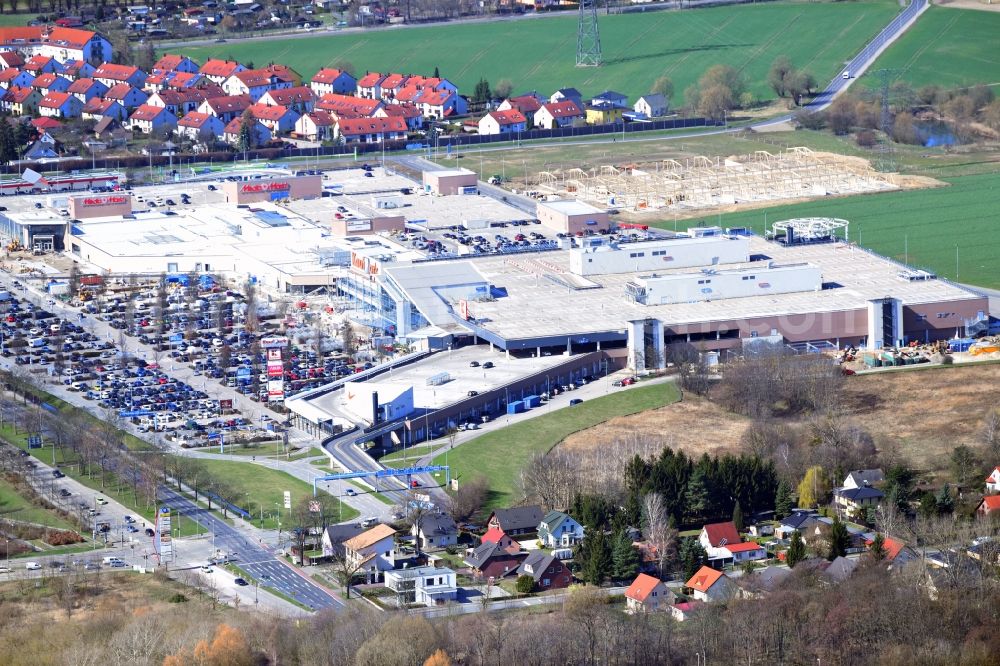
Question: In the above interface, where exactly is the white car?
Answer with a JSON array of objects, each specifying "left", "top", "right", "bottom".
[{"left": 25, "top": 562, "right": 41, "bottom": 570}]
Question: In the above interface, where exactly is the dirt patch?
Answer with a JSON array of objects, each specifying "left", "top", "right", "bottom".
[
  {"left": 936, "top": 0, "right": 1000, "bottom": 13},
  {"left": 556, "top": 364, "right": 1000, "bottom": 478},
  {"left": 559, "top": 394, "right": 750, "bottom": 459}
]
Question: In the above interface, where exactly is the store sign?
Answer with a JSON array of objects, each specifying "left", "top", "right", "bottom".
[
  {"left": 260, "top": 336, "right": 288, "bottom": 349},
  {"left": 241, "top": 182, "right": 290, "bottom": 194},
  {"left": 81, "top": 195, "right": 128, "bottom": 206},
  {"left": 155, "top": 507, "right": 173, "bottom": 562},
  {"left": 346, "top": 219, "right": 372, "bottom": 232},
  {"left": 350, "top": 251, "right": 379, "bottom": 276}
]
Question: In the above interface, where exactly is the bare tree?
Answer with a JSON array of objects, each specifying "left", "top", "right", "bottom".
[{"left": 643, "top": 492, "right": 678, "bottom": 577}]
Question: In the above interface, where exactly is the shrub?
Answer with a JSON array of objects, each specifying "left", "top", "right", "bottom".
[
  {"left": 515, "top": 575, "right": 535, "bottom": 595},
  {"left": 167, "top": 593, "right": 188, "bottom": 603},
  {"left": 855, "top": 130, "right": 877, "bottom": 147},
  {"left": 45, "top": 530, "right": 83, "bottom": 546}
]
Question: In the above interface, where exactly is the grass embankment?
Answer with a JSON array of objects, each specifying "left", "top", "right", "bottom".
[
  {"left": 432, "top": 382, "right": 682, "bottom": 510},
  {"left": 185, "top": 459, "right": 359, "bottom": 527},
  {"left": 379, "top": 444, "right": 440, "bottom": 469},
  {"left": 0, "top": 477, "right": 77, "bottom": 530},
  {"left": 653, "top": 171, "right": 1000, "bottom": 289},
  {"left": 174, "top": 1, "right": 899, "bottom": 104}
]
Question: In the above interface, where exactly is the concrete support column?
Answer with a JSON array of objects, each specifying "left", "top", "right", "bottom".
[
  {"left": 596, "top": 340, "right": 601, "bottom": 351},
  {"left": 536, "top": 346, "right": 541, "bottom": 357},
  {"left": 626, "top": 319, "right": 646, "bottom": 371},
  {"left": 651, "top": 320, "right": 666, "bottom": 370},
  {"left": 567, "top": 338, "right": 572, "bottom": 354}
]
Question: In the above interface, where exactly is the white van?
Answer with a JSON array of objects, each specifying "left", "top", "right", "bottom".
[{"left": 25, "top": 561, "right": 41, "bottom": 570}]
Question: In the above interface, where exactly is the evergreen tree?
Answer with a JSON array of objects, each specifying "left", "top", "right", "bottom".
[
  {"left": 580, "top": 530, "right": 612, "bottom": 585},
  {"left": 918, "top": 492, "right": 937, "bottom": 518},
  {"left": 827, "top": 515, "right": 850, "bottom": 561},
  {"left": 732, "top": 502, "right": 744, "bottom": 532},
  {"left": 433, "top": 66, "right": 440, "bottom": 79},
  {"left": 869, "top": 532, "right": 886, "bottom": 562},
  {"left": 679, "top": 537, "right": 707, "bottom": 581},
  {"left": 774, "top": 479, "right": 793, "bottom": 519},
  {"left": 472, "top": 77, "right": 492, "bottom": 103},
  {"left": 611, "top": 530, "right": 640, "bottom": 582},
  {"left": 0, "top": 117, "right": 15, "bottom": 164},
  {"left": 684, "top": 467, "right": 709, "bottom": 523},
  {"left": 786, "top": 530, "right": 806, "bottom": 568},
  {"left": 236, "top": 109, "right": 255, "bottom": 153},
  {"left": 935, "top": 484, "right": 954, "bottom": 515}
]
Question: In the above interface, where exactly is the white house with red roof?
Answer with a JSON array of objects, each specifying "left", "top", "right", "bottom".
[
  {"left": 147, "top": 90, "right": 204, "bottom": 118},
  {"left": 142, "top": 72, "right": 174, "bottom": 94},
  {"left": 0, "top": 52, "right": 23, "bottom": 70},
  {"left": 248, "top": 103, "right": 300, "bottom": 135},
  {"left": 199, "top": 59, "right": 245, "bottom": 85},
  {"left": 309, "top": 68, "right": 356, "bottom": 97},
  {"left": 416, "top": 89, "right": 465, "bottom": 120},
  {"left": 2, "top": 87, "right": 41, "bottom": 116},
  {"left": 698, "top": 521, "right": 742, "bottom": 561},
  {"left": 0, "top": 69, "right": 34, "bottom": 89},
  {"left": 498, "top": 94, "right": 543, "bottom": 117},
  {"left": 198, "top": 94, "right": 252, "bottom": 123},
  {"left": 336, "top": 116, "right": 407, "bottom": 143},
  {"left": 67, "top": 77, "right": 106, "bottom": 102},
  {"left": 165, "top": 71, "right": 203, "bottom": 91},
  {"left": 60, "top": 59, "right": 95, "bottom": 81},
  {"left": 533, "top": 100, "right": 584, "bottom": 129},
  {"left": 624, "top": 573, "right": 675, "bottom": 613},
  {"left": 176, "top": 111, "right": 224, "bottom": 142},
  {"left": 316, "top": 93, "right": 381, "bottom": 118},
  {"left": 153, "top": 54, "right": 199, "bottom": 75},
  {"left": 356, "top": 71, "right": 387, "bottom": 100},
  {"left": 30, "top": 73, "right": 70, "bottom": 96},
  {"left": 478, "top": 109, "right": 527, "bottom": 136},
  {"left": 686, "top": 565, "right": 734, "bottom": 603},
  {"left": 223, "top": 66, "right": 294, "bottom": 101},
  {"left": 94, "top": 63, "right": 146, "bottom": 89},
  {"left": 294, "top": 110, "right": 336, "bottom": 142},
  {"left": 0, "top": 26, "right": 112, "bottom": 65},
  {"left": 82, "top": 98, "right": 127, "bottom": 122},
  {"left": 258, "top": 86, "right": 315, "bottom": 114},
  {"left": 223, "top": 117, "right": 271, "bottom": 147},
  {"left": 373, "top": 103, "right": 423, "bottom": 130},
  {"left": 129, "top": 104, "right": 177, "bottom": 134},
  {"left": 977, "top": 495, "right": 1000, "bottom": 518},
  {"left": 103, "top": 83, "right": 148, "bottom": 110},
  {"left": 985, "top": 467, "right": 1000, "bottom": 495},
  {"left": 23, "top": 55, "right": 60, "bottom": 76},
  {"left": 38, "top": 90, "right": 82, "bottom": 118}
]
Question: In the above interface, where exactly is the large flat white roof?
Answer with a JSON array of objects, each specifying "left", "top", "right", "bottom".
[{"left": 540, "top": 199, "right": 605, "bottom": 216}]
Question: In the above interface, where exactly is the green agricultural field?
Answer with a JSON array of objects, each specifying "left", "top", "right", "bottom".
[
  {"left": 431, "top": 382, "right": 681, "bottom": 511},
  {"left": 657, "top": 172, "right": 1000, "bottom": 289},
  {"left": 867, "top": 6, "right": 1000, "bottom": 91},
  {"left": 186, "top": 458, "right": 359, "bottom": 527},
  {"left": 174, "top": 1, "right": 900, "bottom": 104}
]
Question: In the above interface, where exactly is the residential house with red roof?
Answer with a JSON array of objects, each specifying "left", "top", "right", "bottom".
[
  {"left": 698, "top": 521, "right": 742, "bottom": 562},
  {"left": 147, "top": 90, "right": 203, "bottom": 118},
  {"left": 164, "top": 71, "right": 203, "bottom": 91},
  {"left": 142, "top": 72, "right": 174, "bottom": 94},
  {"left": 223, "top": 116, "right": 271, "bottom": 147},
  {"left": 534, "top": 100, "right": 584, "bottom": 129},
  {"left": 248, "top": 103, "right": 300, "bottom": 135},
  {"left": 153, "top": 54, "right": 199, "bottom": 75},
  {"left": 478, "top": 109, "right": 527, "bottom": 136},
  {"left": 309, "top": 68, "right": 356, "bottom": 97},
  {"left": 258, "top": 86, "right": 314, "bottom": 114},
  {"left": 336, "top": 116, "right": 407, "bottom": 143},
  {"left": 480, "top": 527, "right": 518, "bottom": 550},
  {"left": 294, "top": 110, "right": 336, "bottom": 142},
  {"left": 23, "top": 55, "right": 60, "bottom": 76},
  {"left": 199, "top": 59, "right": 245, "bottom": 85},
  {"left": 129, "top": 104, "right": 177, "bottom": 134},
  {"left": 0, "top": 68, "right": 33, "bottom": 90},
  {"left": 416, "top": 89, "right": 465, "bottom": 120},
  {"left": 60, "top": 59, "right": 95, "bottom": 81},
  {"left": 670, "top": 600, "right": 704, "bottom": 622},
  {"left": 198, "top": 94, "right": 252, "bottom": 124},
  {"left": 373, "top": 103, "right": 423, "bottom": 130},
  {"left": 0, "top": 26, "right": 112, "bottom": 65},
  {"left": 175, "top": 111, "right": 224, "bottom": 143},
  {"left": 38, "top": 90, "right": 82, "bottom": 118},
  {"left": 356, "top": 71, "right": 387, "bottom": 100},
  {"left": 2, "top": 87, "right": 41, "bottom": 116},
  {"left": 985, "top": 466, "right": 1000, "bottom": 494},
  {"left": 625, "top": 573, "right": 674, "bottom": 613},
  {"left": 94, "top": 63, "right": 146, "bottom": 89},
  {"left": 686, "top": 565, "right": 734, "bottom": 602},
  {"left": 0, "top": 52, "right": 24, "bottom": 69},
  {"left": 82, "top": 98, "right": 127, "bottom": 122},
  {"left": 378, "top": 72, "right": 410, "bottom": 99},
  {"left": 223, "top": 66, "right": 294, "bottom": 101},
  {"left": 67, "top": 77, "right": 106, "bottom": 103},
  {"left": 30, "top": 72, "right": 70, "bottom": 96},
  {"left": 315, "top": 93, "right": 381, "bottom": 118},
  {"left": 103, "top": 83, "right": 148, "bottom": 111},
  {"left": 498, "top": 94, "right": 543, "bottom": 117},
  {"left": 977, "top": 494, "right": 1000, "bottom": 518}
]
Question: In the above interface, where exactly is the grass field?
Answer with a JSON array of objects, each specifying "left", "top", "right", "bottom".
[
  {"left": 431, "top": 381, "right": 681, "bottom": 511},
  {"left": 174, "top": 1, "right": 899, "bottom": 104},
  {"left": 651, "top": 171, "right": 1000, "bottom": 289},
  {"left": 379, "top": 444, "right": 439, "bottom": 468},
  {"left": 0, "top": 477, "right": 76, "bottom": 530},
  {"left": 186, "top": 458, "right": 359, "bottom": 527},
  {"left": 867, "top": 6, "right": 1000, "bottom": 91}
]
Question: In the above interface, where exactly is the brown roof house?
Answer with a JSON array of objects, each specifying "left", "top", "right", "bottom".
[{"left": 343, "top": 523, "right": 397, "bottom": 583}]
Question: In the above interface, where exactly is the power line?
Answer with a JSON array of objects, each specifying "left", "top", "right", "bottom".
[{"left": 576, "top": 0, "right": 602, "bottom": 67}]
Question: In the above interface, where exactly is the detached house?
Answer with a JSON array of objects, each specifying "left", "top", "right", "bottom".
[
  {"left": 342, "top": 523, "right": 397, "bottom": 583},
  {"left": 336, "top": 116, "right": 407, "bottom": 144},
  {"left": 416, "top": 89, "right": 465, "bottom": 120},
  {"left": 67, "top": 77, "right": 107, "bottom": 103},
  {"left": 103, "top": 83, "right": 148, "bottom": 111},
  {"left": 550, "top": 87, "right": 583, "bottom": 106},
  {"left": 310, "top": 68, "right": 356, "bottom": 97},
  {"left": 0, "top": 69, "right": 34, "bottom": 90},
  {"left": 166, "top": 71, "right": 203, "bottom": 91},
  {"left": 148, "top": 90, "right": 203, "bottom": 118},
  {"left": 30, "top": 73, "right": 70, "bottom": 95},
  {"left": 625, "top": 573, "right": 675, "bottom": 613},
  {"left": 320, "top": 523, "right": 365, "bottom": 559},
  {"left": 985, "top": 467, "right": 1000, "bottom": 494},
  {"left": 223, "top": 66, "right": 294, "bottom": 101},
  {"left": 60, "top": 59, "right": 95, "bottom": 81},
  {"left": 223, "top": 116, "right": 271, "bottom": 147},
  {"left": 412, "top": 513, "right": 458, "bottom": 550},
  {"left": 153, "top": 54, "right": 199, "bottom": 75},
  {"left": 373, "top": 103, "right": 423, "bottom": 130},
  {"left": 686, "top": 565, "right": 734, "bottom": 603},
  {"left": 383, "top": 566, "right": 457, "bottom": 607},
  {"left": 534, "top": 100, "right": 583, "bottom": 129},
  {"left": 199, "top": 94, "right": 252, "bottom": 124},
  {"left": 516, "top": 551, "right": 572, "bottom": 591},
  {"left": 775, "top": 510, "right": 821, "bottom": 539},
  {"left": 258, "top": 86, "right": 315, "bottom": 114},
  {"left": 977, "top": 495, "right": 1000, "bottom": 518},
  {"left": 295, "top": 110, "right": 336, "bottom": 142},
  {"left": 94, "top": 63, "right": 147, "bottom": 90},
  {"left": 478, "top": 109, "right": 527, "bottom": 136},
  {"left": 537, "top": 511, "right": 584, "bottom": 548},
  {"left": 634, "top": 94, "right": 668, "bottom": 118},
  {"left": 248, "top": 103, "right": 300, "bottom": 135},
  {"left": 464, "top": 538, "right": 526, "bottom": 581},
  {"left": 38, "top": 91, "right": 82, "bottom": 118},
  {"left": 176, "top": 111, "right": 225, "bottom": 142},
  {"left": 498, "top": 94, "right": 542, "bottom": 119},
  {"left": 834, "top": 486, "right": 884, "bottom": 519},
  {"left": 23, "top": 55, "right": 59, "bottom": 76},
  {"left": 842, "top": 469, "right": 885, "bottom": 490},
  {"left": 3, "top": 87, "right": 41, "bottom": 116},
  {"left": 487, "top": 506, "right": 544, "bottom": 536},
  {"left": 82, "top": 98, "right": 127, "bottom": 122},
  {"left": 697, "top": 521, "right": 766, "bottom": 565},
  {"left": 0, "top": 52, "right": 23, "bottom": 70},
  {"left": 199, "top": 59, "right": 245, "bottom": 85},
  {"left": 129, "top": 104, "right": 177, "bottom": 134}
]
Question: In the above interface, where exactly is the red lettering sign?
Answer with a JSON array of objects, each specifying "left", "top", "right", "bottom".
[
  {"left": 81, "top": 196, "right": 127, "bottom": 206},
  {"left": 240, "top": 182, "right": 290, "bottom": 194}
]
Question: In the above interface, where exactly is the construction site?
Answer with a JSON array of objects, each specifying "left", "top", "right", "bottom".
[{"left": 533, "top": 147, "right": 898, "bottom": 214}]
